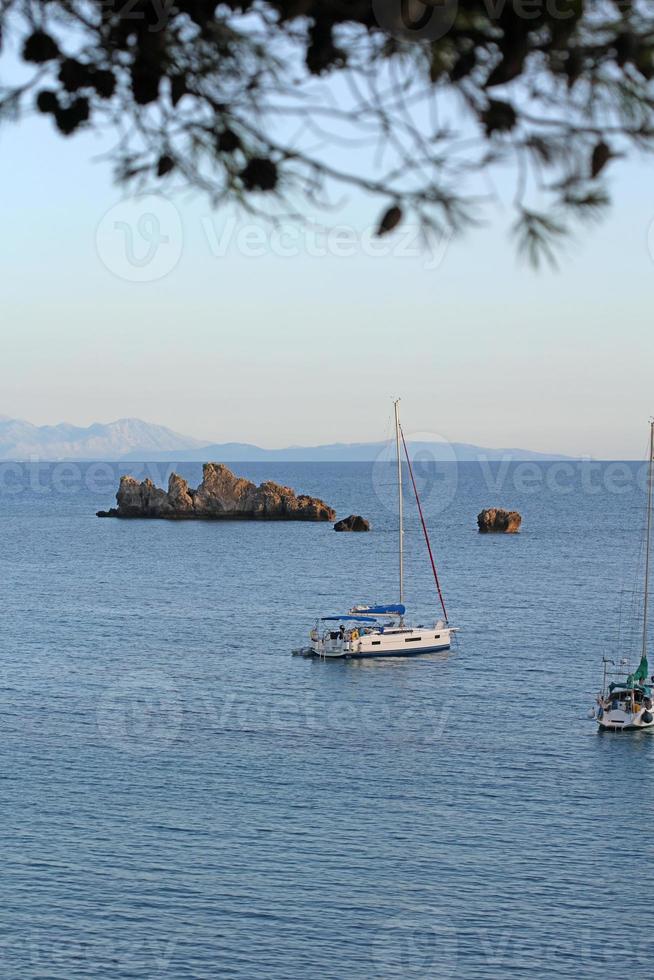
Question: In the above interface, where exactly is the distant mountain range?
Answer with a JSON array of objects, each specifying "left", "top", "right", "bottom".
[
  {"left": 0, "top": 415, "right": 571, "bottom": 461},
  {"left": 0, "top": 417, "right": 205, "bottom": 461},
  {"left": 131, "top": 440, "right": 571, "bottom": 462}
]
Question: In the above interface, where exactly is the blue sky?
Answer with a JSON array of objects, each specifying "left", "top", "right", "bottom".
[{"left": 1, "top": 102, "right": 653, "bottom": 458}]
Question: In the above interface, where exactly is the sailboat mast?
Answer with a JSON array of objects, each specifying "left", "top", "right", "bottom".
[
  {"left": 642, "top": 420, "right": 654, "bottom": 659},
  {"left": 394, "top": 399, "right": 404, "bottom": 606}
]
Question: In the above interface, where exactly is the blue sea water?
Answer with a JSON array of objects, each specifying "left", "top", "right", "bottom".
[{"left": 1, "top": 458, "right": 653, "bottom": 979}]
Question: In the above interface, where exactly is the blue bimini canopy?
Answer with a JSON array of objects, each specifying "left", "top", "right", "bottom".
[
  {"left": 352, "top": 604, "right": 405, "bottom": 616},
  {"left": 320, "top": 615, "right": 379, "bottom": 623}
]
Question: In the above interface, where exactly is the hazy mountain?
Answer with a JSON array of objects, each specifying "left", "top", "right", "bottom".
[
  {"left": 0, "top": 416, "right": 572, "bottom": 461},
  {"left": 121, "top": 439, "right": 571, "bottom": 462},
  {"left": 0, "top": 417, "right": 205, "bottom": 460}
]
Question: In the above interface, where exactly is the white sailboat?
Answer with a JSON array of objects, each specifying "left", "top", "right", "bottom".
[
  {"left": 294, "top": 400, "right": 457, "bottom": 659},
  {"left": 593, "top": 420, "right": 654, "bottom": 731}
]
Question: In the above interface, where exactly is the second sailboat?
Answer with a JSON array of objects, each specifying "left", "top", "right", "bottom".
[{"left": 298, "top": 400, "right": 458, "bottom": 659}]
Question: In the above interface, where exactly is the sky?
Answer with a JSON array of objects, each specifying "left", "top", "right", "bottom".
[{"left": 1, "top": 82, "right": 654, "bottom": 458}]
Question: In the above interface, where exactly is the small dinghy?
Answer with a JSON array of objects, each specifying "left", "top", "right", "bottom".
[{"left": 294, "top": 400, "right": 458, "bottom": 659}]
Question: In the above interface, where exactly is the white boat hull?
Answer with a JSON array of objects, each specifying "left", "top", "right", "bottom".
[
  {"left": 597, "top": 706, "right": 654, "bottom": 732},
  {"left": 311, "top": 625, "right": 453, "bottom": 659}
]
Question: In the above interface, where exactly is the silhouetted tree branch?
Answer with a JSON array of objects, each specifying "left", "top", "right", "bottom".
[{"left": 2, "top": 0, "right": 654, "bottom": 263}]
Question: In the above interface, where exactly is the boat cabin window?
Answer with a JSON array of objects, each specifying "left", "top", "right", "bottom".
[{"left": 607, "top": 691, "right": 645, "bottom": 709}]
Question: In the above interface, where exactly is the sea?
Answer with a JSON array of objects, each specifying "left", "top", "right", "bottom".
[{"left": 1, "top": 458, "right": 653, "bottom": 979}]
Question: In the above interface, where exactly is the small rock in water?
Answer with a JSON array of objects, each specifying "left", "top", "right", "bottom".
[
  {"left": 477, "top": 508, "right": 522, "bottom": 533},
  {"left": 334, "top": 514, "right": 370, "bottom": 532}
]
